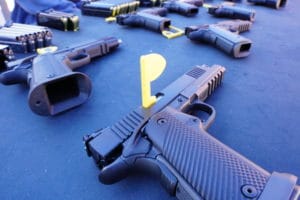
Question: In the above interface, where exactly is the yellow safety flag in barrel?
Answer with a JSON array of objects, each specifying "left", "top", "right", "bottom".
[{"left": 140, "top": 53, "right": 166, "bottom": 108}]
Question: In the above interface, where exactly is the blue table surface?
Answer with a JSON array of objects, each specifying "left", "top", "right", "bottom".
[{"left": 0, "top": 0, "right": 299, "bottom": 199}]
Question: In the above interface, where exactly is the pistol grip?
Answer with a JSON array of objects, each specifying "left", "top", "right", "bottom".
[{"left": 145, "top": 106, "right": 271, "bottom": 200}]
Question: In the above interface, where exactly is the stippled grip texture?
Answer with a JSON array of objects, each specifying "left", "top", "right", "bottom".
[{"left": 148, "top": 108, "right": 270, "bottom": 200}]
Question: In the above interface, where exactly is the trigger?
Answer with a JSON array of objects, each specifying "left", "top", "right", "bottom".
[{"left": 184, "top": 102, "right": 216, "bottom": 130}]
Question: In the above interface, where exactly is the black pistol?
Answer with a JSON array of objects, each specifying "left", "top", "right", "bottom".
[
  {"left": 116, "top": 8, "right": 184, "bottom": 38},
  {"left": 208, "top": 4, "right": 256, "bottom": 22},
  {"left": 185, "top": 22, "right": 252, "bottom": 58},
  {"left": 161, "top": 0, "right": 199, "bottom": 17},
  {"left": 247, "top": 0, "right": 287, "bottom": 9},
  {"left": 84, "top": 64, "right": 300, "bottom": 199}
]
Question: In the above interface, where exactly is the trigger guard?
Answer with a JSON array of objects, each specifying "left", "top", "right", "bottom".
[
  {"left": 69, "top": 52, "right": 89, "bottom": 61},
  {"left": 184, "top": 101, "right": 216, "bottom": 130},
  {"left": 65, "top": 52, "right": 91, "bottom": 70}
]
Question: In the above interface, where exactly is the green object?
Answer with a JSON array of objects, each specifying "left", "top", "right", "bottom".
[
  {"left": 81, "top": 0, "right": 140, "bottom": 17},
  {"left": 37, "top": 9, "right": 80, "bottom": 31}
]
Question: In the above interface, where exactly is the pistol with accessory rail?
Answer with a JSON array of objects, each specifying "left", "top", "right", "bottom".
[
  {"left": 116, "top": 7, "right": 184, "bottom": 39},
  {"left": 207, "top": 4, "right": 256, "bottom": 22},
  {"left": 84, "top": 63, "right": 300, "bottom": 200},
  {"left": 0, "top": 37, "right": 121, "bottom": 116},
  {"left": 247, "top": 0, "right": 287, "bottom": 9},
  {"left": 161, "top": 0, "right": 199, "bottom": 17},
  {"left": 185, "top": 20, "right": 253, "bottom": 58}
]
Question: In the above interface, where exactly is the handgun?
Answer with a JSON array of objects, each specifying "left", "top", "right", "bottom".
[
  {"left": 116, "top": 9, "right": 170, "bottom": 32},
  {"left": 84, "top": 64, "right": 300, "bottom": 199},
  {"left": 0, "top": 37, "right": 121, "bottom": 116},
  {"left": 207, "top": 4, "right": 256, "bottom": 22},
  {"left": 180, "top": 0, "right": 203, "bottom": 7},
  {"left": 116, "top": 8, "right": 184, "bottom": 38},
  {"left": 138, "top": 0, "right": 203, "bottom": 7},
  {"left": 161, "top": 0, "right": 199, "bottom": 17},
  {"left": 247, "top": 0, "right": 287, "bottom": 9},
  {"left": 185, "top": 20, "right": 252, "bottom": 58}
]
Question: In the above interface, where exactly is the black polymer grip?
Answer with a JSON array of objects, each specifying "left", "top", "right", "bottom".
[
  {"left": 247, "top": 0, "right": 287, "bottom": 9},
  {"left": 116, "top": 12, "right": 171, "bottom": 32},
  {"left": 208, "top": 5, "right": 255, "bottom": 22},
  {"left": 185, "top": 25, "right": 252, "bottom": 58},
  {"left": 146, "top": 107, "right": 270, "bottom": 200},
  {"left": 162, "top": 1, "right": 199, "bottom": 17}
]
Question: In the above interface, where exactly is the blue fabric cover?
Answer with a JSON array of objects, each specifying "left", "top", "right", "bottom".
[{"left": 11, "top": 0, "right": 77, "bottom": 24}]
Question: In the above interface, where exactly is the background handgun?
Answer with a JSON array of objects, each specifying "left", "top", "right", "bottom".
[
  {"left": 161, "top": 0, "right": 199, "bottom": 17},
  {"left": 0, "top": 37, "right": 121, "bottom": 116},
  {"left": 247, "top": 0, "right": 287, "bottom": 9},
  {"left": 207, "top": 4, "right": 256, "bottom": 22},
  {"left": 185, "top": 20, "right": 252, "bottom": 58},
  {"left": 84, "top": 65, "right": 300, "bottom": 199},
  {"left": 116, "top": 8, "right": 184, "bottom": 38},
  {"left": 138, "top": 0, "right": 202, "bottom": 7},
  {"left": 116, "top": 8, "right": 170, "bottom": 32}
]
